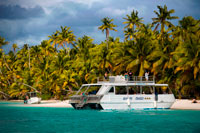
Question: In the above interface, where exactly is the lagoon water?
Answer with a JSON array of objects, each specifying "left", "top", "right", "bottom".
[{"left": 0, "top": 102, "right": 200, "bottom": 133}]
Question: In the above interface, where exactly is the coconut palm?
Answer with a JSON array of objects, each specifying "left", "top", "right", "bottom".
[
  {"left": 74, "top": 36, "right": 96, "bottom": 83},
  {"left": 57, "top": 26, "right": 76, "bottom": 51},
  {"left": 12, "top": 43, "right": 18, "bottom": 55},
  {"left": 123, "top": 10, "right": 143, "bottom": 40},
  {"left": 124, "top": 28, "right": 134, "bottom": 40},
  {"left": 173, "top": 17, "right": 200, "bottom": 79},
  {"left": 173, "top": 16, "right": 200, "bottom": 42},
  {"left": 0, "top": 36, "right": 9, "bottom": 48},
  {"left": 152, "top": 5, "right": 179, "bottom": 33},
  {"left": 98, "top": 17, "right": 117, "bottom": 42},
  {"left": 48, "top": 31, "right": 59, "bottom": 50}
]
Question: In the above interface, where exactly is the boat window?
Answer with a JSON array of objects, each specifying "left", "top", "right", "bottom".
[
  {"left": 155, "top": 87, "right": 172, "bottom": 94},
  {"left": 87, "top": 85, "right": 101, "bottom": 95},
  {"left": 108, "top": 87, "right": 114, "bottom": 93},
  {"left": 142, "top": 87, "right": 153, "bottom": 94},
  {"left": 127, "top": 86, "right": 139, "bottom": 94},
  {"left": 29, "top": 93, "right": 37, "bottom": 97},
  {"left": 77, "top": 86, "right": 89, "bottom": 95},
  {"left": 77, "top": 85, "right": 102, "bottom": 95},
  {"left": 126, "top": 86, "right": 153, "bottom": 94},
  {"left": 115, "top": 86, "right": 127, "bottom": 95}
]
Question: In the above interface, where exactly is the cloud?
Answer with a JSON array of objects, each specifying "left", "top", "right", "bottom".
[
  {"left": 97, "top": 6, "right": 146, "bottom": 18},
  {"left": 0, "top": 5, "right": 45, "bottom": 20},
  {"left": 15, "top": 35, "right": 47, "bottom": 47},
  {"left": 0, "top": 0, "right": 65, "bottom": 8},
  {"left": 69, "top": 0, "right": 103, "bottom": 8},
  {"left": 0, "top": 0, "right": 199, "bottom": 53}
]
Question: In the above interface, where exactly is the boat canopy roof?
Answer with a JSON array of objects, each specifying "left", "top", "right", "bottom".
[
  {"left": 82, "top": 83, "right": 168, "bottom": 87},
  {"left": 81, "top": 76, "right": 168, "bottom": 87}
]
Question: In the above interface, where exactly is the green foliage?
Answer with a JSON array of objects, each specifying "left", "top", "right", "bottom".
[
  {"left": 41, "top": 94, "right": 52, "bottom": 100},
  {"left": 0, "top": 5, "right": 199, "bottom": 100}
]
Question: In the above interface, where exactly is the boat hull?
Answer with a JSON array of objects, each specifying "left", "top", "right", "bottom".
[
  {"left": 100, "top": 102, "right": 173, "bottom": 110},
  {"left": 27, "top": 97, "right": 41, "bottom": 104},
  {"left": 100, "top": 94, "right": 175, "bottom": 110},
  {"left": 71, "top": 103, "right": 103, "bottom": 110},
  {"left": 70, "top": 94, "right": 175, "bottom": 110}
]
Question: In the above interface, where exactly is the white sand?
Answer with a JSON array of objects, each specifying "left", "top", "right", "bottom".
[
  {"left": 14, "top": 100, "right": 72, "bottom": 108},
  {"left": 9, "top": 99, "right": 200, "bottom": 110},
  {"left": 171, "top": 99, "right": 200, "bottom": 110}
]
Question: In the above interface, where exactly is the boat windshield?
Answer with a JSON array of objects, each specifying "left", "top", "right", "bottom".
[
  {"left": 28, "top": 92, "right": 37, "bottom": 97},
  {"left": 77, "top": 85, "right": 102, "bottom": 95},
  {"left": 155, "top": 86, "right": 172, "bottom": 94}
]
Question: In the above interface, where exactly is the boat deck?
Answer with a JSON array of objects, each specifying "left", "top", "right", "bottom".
[{"left": 97, "top": 76, "right": 155, "bottom": 83}]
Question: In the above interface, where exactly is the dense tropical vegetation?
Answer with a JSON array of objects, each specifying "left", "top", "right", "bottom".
[{"left": 0, "top": 5, "right": 199, "bottom": 100}]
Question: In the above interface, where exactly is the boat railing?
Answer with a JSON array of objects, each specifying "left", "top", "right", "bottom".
[
  {"left": 69, "top": 95, "right": 103, "bottom": 104},
  {"left": 97, "top": 77, "right": 109, "bottom": 82},
  {"left": 97, "top": 76, "right": 155, "bottom": 83},
  {"left": 131, "top": 76, "right": 155, "bottom": 83}
]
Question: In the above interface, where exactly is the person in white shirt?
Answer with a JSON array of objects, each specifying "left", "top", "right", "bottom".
[{"left": 145, "top": 71, "right": 149, "bottom": 81}]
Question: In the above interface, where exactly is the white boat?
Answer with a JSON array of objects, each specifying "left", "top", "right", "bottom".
[
  {"left": 27, "top": 92, "right": 41, "bottom": 104},
  {"left": 69, "top": 76, "right": 175, "bottom": 110}
]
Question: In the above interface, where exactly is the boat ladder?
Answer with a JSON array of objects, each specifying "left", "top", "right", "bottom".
[{"left": 76, "top": 96, "right": 88, "bottom": 108}]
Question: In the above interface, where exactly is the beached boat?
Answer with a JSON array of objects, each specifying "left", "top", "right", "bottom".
[
  {"left": 27, "top": 92, "right": 41, "bottom": 104},
  {"left": 69, "top": 76, "right": 175, "bottom": 110}
]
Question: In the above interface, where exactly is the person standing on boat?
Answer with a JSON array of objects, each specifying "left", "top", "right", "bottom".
[
  {"left": 145, "top": 70, "right": 149, "bottom": 81},
  {"left": 24, "top": 95, "right": 29, "bottom": 104},
  {"left": 124, "top": 71, "right": 128, "bottom": 81},
  {"left": 128, "top": 71, "right": 133, "bottom": 81},
  {"left": 104, "top": 72, "right": 108, "bottom": 80},
  {"left": 23, "top": 96, "right": 27, "bottom": 104}
]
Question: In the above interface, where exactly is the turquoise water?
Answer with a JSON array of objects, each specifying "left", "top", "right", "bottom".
[{"left": 0, "top": 102, "right": 200, "bottom": 133}]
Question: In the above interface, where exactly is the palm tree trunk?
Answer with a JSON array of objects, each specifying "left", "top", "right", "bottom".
[
  {"left": 3, "top": 54, "right": 11, "bottom": 71},
  {"left": 0, "top": 68, "right": 11, "bottom": 86},
  {"left": 106, "top": 29, "right": 109, "bottom": 49},
  {"left": 68, "top": 85, "right": 73, "bottom": 92},
  {"left": 153, "top": 24, "right": 160, "bottom": 32},
  {"left": 28, "top": 45, "right": 31, "bottom": 70},
  {"left": 161, "top": 23, "right": 165, "bottom": 47},
  {"left": 17, "top": 81, "right": 41, "bottom": 94},
  {"left": 0, "top": 91, "right": 10, "bottom": 99},
  {"left": 132, "top": 26, "right": 135, "bottom": 40}
]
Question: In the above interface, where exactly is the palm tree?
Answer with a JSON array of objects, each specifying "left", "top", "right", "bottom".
[
  {"left": 173, "top": 17, "right": 200, "bottom": 79},
  {"left": 74, "top": 36, "right": 96, "bottom": 83},
  {"left": 152, "top": 5, "right": 179, "bottom": 33},
  {"left": 0, "top": 36, "right": 9, "bottom": 48},
  {"left": 57, "top": 26, "right": 76, "bottom": 51},
  {"left": 98, "top": 17, "right": 117, "bottom": 44},
  {"left": 173, "top": 16, "right": 199, "bottom": 42},
  {"left": 113, "top": 25, "right": 154, "bottom": 76},
  {"left": 124, "top": 28, "right": 134, "bottom": 40},
  {"left": 89, "top": 42, "right": 109, "bottom": 75},
  {"left": 123, "top": 10, "right": 143, "bottom": 40},
  {"left": 76, "top": 36, "right": 94, "bottom": 61},
  {"left": 48, "top": 31, "right": 59, "bottom": 50},
  {"left": 12, "top": 43, "right": 18, "bottom": 55},
  {"left": 172, "top": 37, "right": 200, "bottom": 98}
]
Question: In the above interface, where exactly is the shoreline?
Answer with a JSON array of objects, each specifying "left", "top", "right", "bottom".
[
  {"left": 1, "top": 100, "right": 72, "bottom": 108},
  {"left": 171, "top": 99, "right": 200, "bottom": 110},
  {"left": 1, "top": 99, "right": 200, "bottom": 110}
]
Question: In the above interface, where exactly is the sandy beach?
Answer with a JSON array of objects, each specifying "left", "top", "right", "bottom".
[
  {"left": 7, "top": 99, "right": 200, "bottom": 110},
  {"left": 171, "top": 99, "right": 200, "bottom": 110},
  {"left": 10, "top": 100, "right": 72, "bottom": 108}
]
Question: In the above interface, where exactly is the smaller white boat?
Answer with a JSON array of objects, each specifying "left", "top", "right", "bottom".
[{"left": 27, "top": 92, "right": 41, "bottom": 104}]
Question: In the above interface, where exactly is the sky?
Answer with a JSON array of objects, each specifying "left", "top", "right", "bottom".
[{"left": 0, "top": 0, "right": 199, "bottom": 51}]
